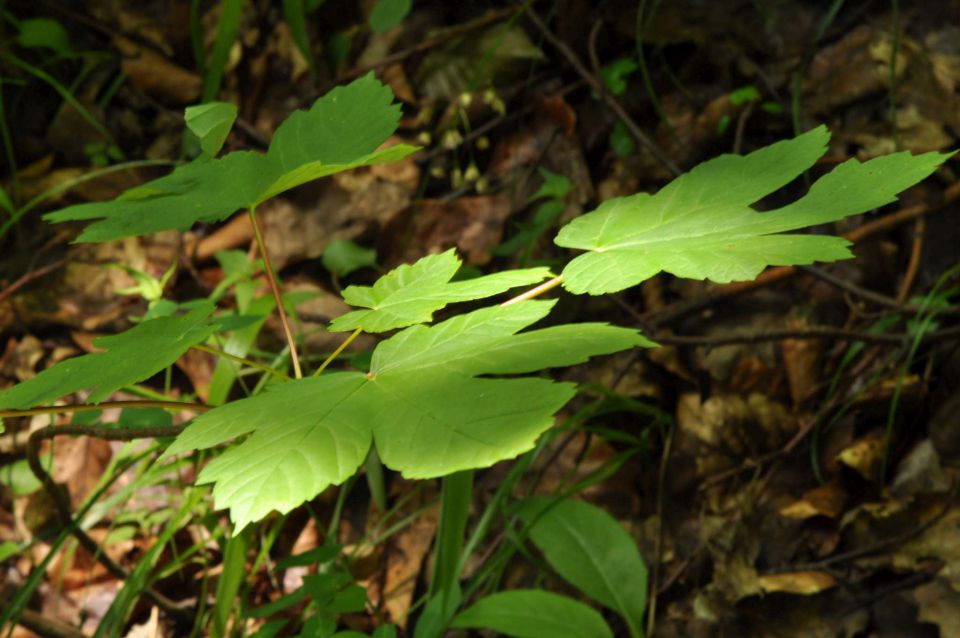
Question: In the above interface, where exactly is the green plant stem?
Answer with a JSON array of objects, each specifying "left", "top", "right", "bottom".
[
  {"left": 248, "top": 206, "right": 303, "bottom": 379},
  {"left": 431, "top": 470, "right": 474, "bottom": 605},
  {"left": 3, "top": 53, "right": 113, "bottom": 141},
  {"left": 500, "top": 275, "right": 563, "bottom": 306},
  {"left": 0, "top": 399, "right": 211, "bottom": 419},
  {"left": 365, "top": 447, "right": 387, "bottom": 511},
  {"left": 313, "top": 327, "right": 362, "bottom": 376},
  {"left": 0, "top": 159, "right": 175, "bottom": 240},
  {"left": 190, "top": 343, "right": 291, "bottom": 381}
]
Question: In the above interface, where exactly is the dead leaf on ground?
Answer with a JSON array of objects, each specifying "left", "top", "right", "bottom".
[
  {"left": 915, "top": 577, "right": 960, "bottom": 638},
  {"left": 757, "top": 570, "right": 837, "bottom": 595},
  {"left": 114, "top": 37, "right": 202, "bottom": 104},
  {"left": 836, "top": 430, "right": 885, "bottom": 482},
  {"left": 387, "top": 196, "right": 512, "bottom": 266},
  {"left": 780, "top": 479, "right": 847, "bottom": 520}
]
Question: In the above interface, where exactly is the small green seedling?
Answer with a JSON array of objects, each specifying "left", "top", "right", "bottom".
[{"left": 0, "top": 73, "right": 950, "bottom": 636}]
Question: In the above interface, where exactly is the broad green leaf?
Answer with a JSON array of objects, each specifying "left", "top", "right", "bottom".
[
  {"left": 256, "top": 144, "right": 417, "bottom": 203},
  {"left": 167, "top": 300, "right": 650, "bottom": 529},
  {"left": 0, "top": 186, "right": 13, "bottom": 216},
  {"left": 16, "top": 18, "right": 73, "bottom": 55},
  {"left": 520, "top": 498, "right": 648, "bottom": 637},
  {"left": 328, "top": 249, "right": 551, "bottom": 332},
  {"left": 0, "top": 303, "right": 217, "bottom": 410},
  {"left": 322, "top": 239, "right": 377, "bottom": 276},
  {"left": 451, "top": 590, "right": 613, "bottom": 638},
  {"left": 166, "top": 373, "right": 373, "bottom": 529},
  {"left": 369, "top": 0, "right": 412, "bottom": 33},
  {"left": 185, "top": 101, "right": 238, "bottom": 157},
  {"left": 556, "top": 126, "right": 951, "bottom": 295},
  {"left": 45, "top": 74, "right": 416, "bottom": 242},
  {"left": 46, "top": 152, "right": 273, "bottom": 242},
  {"left": 529, "top": 167, "right": 571, "bottom": 203}
]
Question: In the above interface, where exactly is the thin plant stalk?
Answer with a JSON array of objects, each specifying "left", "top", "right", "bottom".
[
  {"left": 313, "top": 327, "right": 362, "bottom": 376},
  {"left": 190, "top": 343, "right": 291, "bottom": 381},
  {"left": 248, "top": 206, "right": 303, "bottom": 378},
  {"left": 431, "top": 470, "right": 474, "bottom": 605}
]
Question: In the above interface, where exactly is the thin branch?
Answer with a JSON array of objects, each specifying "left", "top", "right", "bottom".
[
  {"left": 798, "top": 265, "right": 960, "bottom": 317},
  {"left": 248, "top": 206, "right": 303, "bottom": 379},
  {"left": 0, "top": 399, "right": 211, "bottom": 420},
  {"left": 27, "top": 423, "right": 193, "bottom": 623},
  {"left": 0, "top": 258, "right": 66, "bottom": 304},
  {"left": 522, "top": 5, "right": 681, "bottom": 177},
  {"left": 652, "top": 324, "right": 960, "bottom": 347}
]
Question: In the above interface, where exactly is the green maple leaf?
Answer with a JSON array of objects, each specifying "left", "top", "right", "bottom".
[
  {"left": 165, "top": 300, "right": 651, "bottom": 529},
  {"left": 556, "top": 126, "right": 952, "bottom": 295},
  {"left": 0, "top": 303, "right": 218, "bottom": 411},
  {"left": 328, "top": 249, "right": 552, "bottom": 332},
  {"left": 46, "top": 74, "right": 419, "bottom": 243}
]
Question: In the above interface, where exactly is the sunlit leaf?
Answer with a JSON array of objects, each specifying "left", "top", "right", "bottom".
[
  {"left": 452, "top": 590, "right": 613, "bottom": 638},
  {"left": 45, "top": 74, "right": 417, "bottom": 242},
  {"left": 185, "top": 101, "right": 238, "bottom": 157},
  {"left": 166, "top": 300, "right": 650, "bottom": 529},
  {"left": 328, "top": 249, "right": 551, "bottom": 332},
  {"left": 0, "top": 303, "right": 218, "bottom": 409},
  {"left": 556, "top": 126, "right": 951, "bottom": 294}
]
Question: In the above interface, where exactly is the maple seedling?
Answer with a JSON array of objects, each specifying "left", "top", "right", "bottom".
[{"left": 0, "top": 75, "right": 950, "bottom": 533}]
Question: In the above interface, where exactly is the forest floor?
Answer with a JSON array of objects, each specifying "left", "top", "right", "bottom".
[{"left": 1, "top": 1, "right": 959, "bottom": 636}]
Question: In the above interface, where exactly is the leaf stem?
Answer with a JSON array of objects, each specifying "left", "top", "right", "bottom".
[
  {"left": 313, "top": 328, "right": 362, "bottom": 376},
  {"left": 500, "top": 275, "right": 563, "bottom": 306},
  {"left": 248, "top": 206, "right": 303, "bottom": 379},
  {"left": 190, "top": 343, "right": 291, "bottom": 381},
  {"left": 0, "top": 399, "right": 211, "bottom": 419}
]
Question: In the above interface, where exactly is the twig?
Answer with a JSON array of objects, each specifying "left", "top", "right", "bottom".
[
  {"left": 646, "top": 422, "right": 674, "bottom": 637},
  {"left": 0, "top": 259, "right": 66, "bottom": 304},
  {"left": 897, "top": 217, "right": 925, "bottom": 303},
  {"left": 0, "top": 399, "right": 210, "bottom": 420},
  {"left": 522, "top": 5, "right": 681, "bottom": 177},
  {"left": 26, "top": 423, "right": 193, "bottom": 623},
  {"left": 653, "top": 324, "right": 960, "bottom": 347},
  {"left": 248, "top": 207, "right": 303, "bottom": 379},
  {"left": 335, "top": 7, "right": 520, "bottom": 85}
]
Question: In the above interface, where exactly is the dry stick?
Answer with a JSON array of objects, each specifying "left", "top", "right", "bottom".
[
  {"left": 335, "top": 7, "right": 519, "bottom": 85},
  {"left": 655, "top": 324, "right": 960, "bottom": 348},
  {"left": 522, "top": 5, "right": 682, "bottom": 177},
  {"left": 646, "top": 180, "right": 960, "bottom": 328},
  {"left": 26, "top": 423, "right": 194, "bottom": 624},
  {"left": 646, "top": 422, "right": 674, "bottom": 638},
  {"left": 0, "top": 258, "right": 66, "bottom": 304},
  {"left": 0, "top": 399, "right": 211, "bottom": 420},
  {"left": 897, "top": 217, "right": 925, "bottom": 303},
  {"left": 797, "top": 265, "right": 953, "bottom": 317},
  {"left": 248, "top": 207, "right": 303, "bottom": 379}
]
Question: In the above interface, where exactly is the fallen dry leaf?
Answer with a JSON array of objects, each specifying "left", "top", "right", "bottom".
[
  {"left": 757, "top": 570, "right": 837, "bottom": 595},
  {"left": 836, "top": 431, "right": 885, "bottom": 482},
  {"left": 779, "top": 479, "right": 847, "bottom": 520}
]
